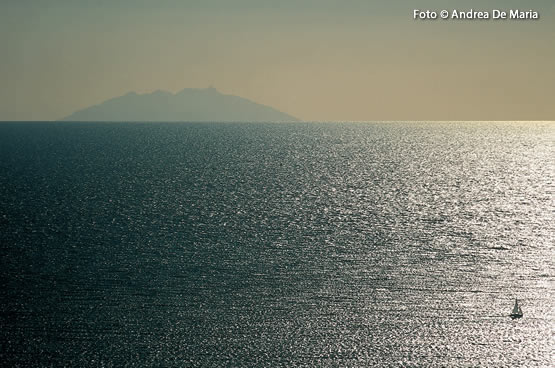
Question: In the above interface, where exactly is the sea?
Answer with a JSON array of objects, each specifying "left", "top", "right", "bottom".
[{"left": 0, "top": 121, "right": 553, "bottom": 367}]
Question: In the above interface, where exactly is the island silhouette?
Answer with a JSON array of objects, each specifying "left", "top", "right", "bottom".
[{"left": 61, "top": 87, "right": 298, "bottom": 122}]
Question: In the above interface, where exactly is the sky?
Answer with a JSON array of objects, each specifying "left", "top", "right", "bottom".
[{"left": 1, "top": 0, "right": 554, "bottom": 121}]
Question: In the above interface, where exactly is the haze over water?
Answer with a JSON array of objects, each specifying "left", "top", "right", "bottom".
[{"left": 1, "top": 121, "right": 553, "bottom": 366}]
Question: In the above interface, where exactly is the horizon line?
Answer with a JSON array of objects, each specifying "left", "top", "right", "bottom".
[{"left": 1, "top": 120, "right": 553, "bottom": 123}]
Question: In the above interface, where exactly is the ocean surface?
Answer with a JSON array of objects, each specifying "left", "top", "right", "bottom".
[{"left": 0, "top": 121, "right": 553, "bottom": 367}]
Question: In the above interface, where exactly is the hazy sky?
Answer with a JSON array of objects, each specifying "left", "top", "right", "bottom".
[{"left": 1, "top": 0, "right": 554, "bottom": 121}]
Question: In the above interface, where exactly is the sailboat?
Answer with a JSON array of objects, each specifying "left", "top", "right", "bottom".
[{"left": 510, "top": 298, "right": 523, "bottom": 319}]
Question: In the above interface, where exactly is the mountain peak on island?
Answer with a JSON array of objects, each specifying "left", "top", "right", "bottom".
[{"left": 61, "top": 88, "right": 299, "bottom": 122}]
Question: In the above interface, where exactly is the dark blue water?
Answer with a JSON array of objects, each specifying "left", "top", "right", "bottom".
[{"left": 1, "top": 122, "right": 553, "bottom": 367}]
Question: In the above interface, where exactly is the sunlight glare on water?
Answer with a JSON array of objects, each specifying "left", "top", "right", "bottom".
[{"left": 0, "top": 121, "right": 553, "bottom": 366}]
